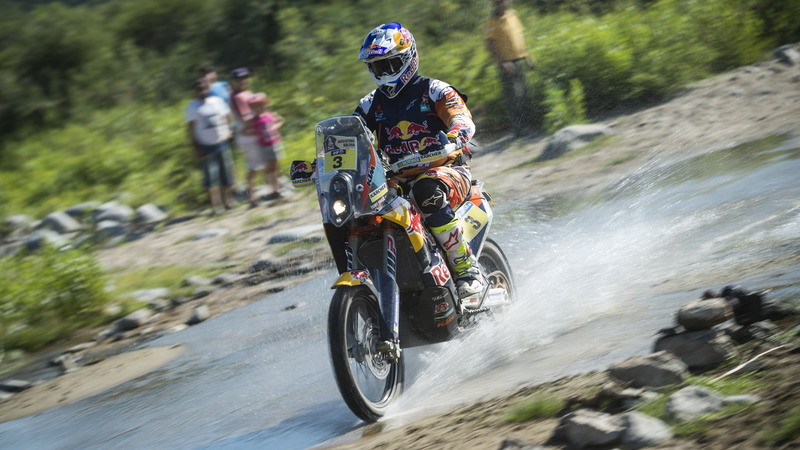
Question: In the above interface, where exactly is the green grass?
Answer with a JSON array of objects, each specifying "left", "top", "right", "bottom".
[
  {"left": 763, "top": 406, "right": 800, "bottom": 445},
  {"left": 503, "top": 393, "right": 565, "bottom": 422}
]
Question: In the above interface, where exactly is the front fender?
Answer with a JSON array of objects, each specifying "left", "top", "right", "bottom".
[{"left": 332, "top": 270, "right": 380, "bottom": 298}]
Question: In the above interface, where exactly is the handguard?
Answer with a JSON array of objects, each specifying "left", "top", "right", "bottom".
[{"left": 388, "top": 134, "right": 467, "bottom": 179}]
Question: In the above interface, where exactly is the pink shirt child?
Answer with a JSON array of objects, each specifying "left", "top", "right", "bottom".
[{"left": 254, "top": 111, "right": 282, "bottom": 147}]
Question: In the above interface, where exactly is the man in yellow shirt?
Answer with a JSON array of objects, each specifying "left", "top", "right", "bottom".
[{"left": 486, "top": 0, "right": 535, "bottom": 137}]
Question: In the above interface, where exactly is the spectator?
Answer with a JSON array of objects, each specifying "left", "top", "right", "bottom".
[
  {"left": 248, "top": 93, "right": 284, "bottom": 203},
  {"left": 229, "top": 67, "right": 262, "bottom": 201},
  {"left": 185, "top": 78, "right": 236, "bottom": 213},
  {"left": 486, "top": 0, "right": 535, "bottom": 137},
  {"left": 200, "top": 65, "right": 231, "bottom": 104}
]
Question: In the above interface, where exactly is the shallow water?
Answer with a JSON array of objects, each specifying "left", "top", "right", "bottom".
[{"left": 1, "top": 136, "right": 799, "bottom": 449}]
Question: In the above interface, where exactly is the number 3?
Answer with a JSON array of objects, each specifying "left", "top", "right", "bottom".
[{"left": 332, "top": 155, "right": 343, "bottom": 169}]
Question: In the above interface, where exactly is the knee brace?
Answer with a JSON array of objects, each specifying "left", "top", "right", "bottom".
[{"left": 411, "top": 178, "right": 453, "bottom": 227}]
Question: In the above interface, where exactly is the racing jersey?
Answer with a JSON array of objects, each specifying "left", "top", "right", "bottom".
[{"left": 354, "top": 74, "right": 475, "bottom": 166}]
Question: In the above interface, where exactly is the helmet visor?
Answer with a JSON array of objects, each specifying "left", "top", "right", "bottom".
[{"left": 366, "top": 55, "right": 406, "bottom": 78}]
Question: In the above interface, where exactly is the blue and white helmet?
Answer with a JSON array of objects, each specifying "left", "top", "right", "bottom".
[{"left": 358, "top": 22, "right": 418, "bottom": 98}]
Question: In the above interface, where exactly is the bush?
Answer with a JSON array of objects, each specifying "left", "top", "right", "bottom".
[
  {"left": 0, "top": 246, "right": 110, "bottom": 352},
  {"left": 543, "top": 78, "right": 587, "bottom": 133}
]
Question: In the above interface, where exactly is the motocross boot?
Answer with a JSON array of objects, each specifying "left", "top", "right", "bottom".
[{"left": 430, "top": 217, "right": 486, "bottom": 300}]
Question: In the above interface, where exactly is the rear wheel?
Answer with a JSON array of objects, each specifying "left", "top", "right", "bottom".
[
  {"left": 328, "top": 286, "right": 404, "bottom": 423},
  {"left": 478, "top": 238, "right": 515, "bottom": 304}
]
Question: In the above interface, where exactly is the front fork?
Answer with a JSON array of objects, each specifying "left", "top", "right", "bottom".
[{"left": 346, "top": 224, "right": 400, "bottom": 346}]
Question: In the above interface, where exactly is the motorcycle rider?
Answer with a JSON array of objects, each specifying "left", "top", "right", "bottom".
[{"left": 353, "top": 22, "right": 486, "bottom": 300}]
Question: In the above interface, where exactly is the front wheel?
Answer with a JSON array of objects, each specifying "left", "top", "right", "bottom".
[
  {"left": 328, "top": 286, "right": 404, "bottom": 423},
  {"left": 478, "top": 238, "right": 516, "bottom": 304}
]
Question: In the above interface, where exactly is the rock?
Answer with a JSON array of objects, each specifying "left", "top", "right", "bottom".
[
  {"left": 620, "top": 411, "right": 673, "bottom": 449},
  {"left": 721, "top": 286, "right": 764, "bottom": 326},
  {"left": 38, "top": 211, "right": 82, "bottom": 233},
  {"left": 0, "top": 379, "right": 32, "bottom": 392},
  {"left": 64, "top": 201, "right": 101, "bottom": 220},
  {"left": 267, "top": 224, "right": 324, "bottom": 244},
  {"left": 65, "top": 342, "right": 95, "bottom": 354},
  {"left": 723, "top": 394, "right": 761, "bottom": 408},
  {"left": 49, "top": 353, "right": 76, "bottom": 371},
  {"left": 23, "top": 229, "right": 70, "bottom": 251},
  {"left": 167, "top": 324, "right": 189, "bottom": 334},
  {"left": 193, "top": 287, "right": 213, "bottom": 298},
  {"left": 115, "top": 309, "right": 154, "bottom": 331},
  {"left": 774, "top": 44, "right": 800, "bottom": 65},
  {"left": 94, "top": 220, "right": 127, "bottom": 241},
  {"left": 558, "top": 409, "right": 623, "bottom": 447},
  {"left": 2, "top": 214, "right": 33, "bottom": 235},
  {"left": 186, "top": 305, "right": 210, "bottom": 325},
  {"left": 103, "top": 303, "right": 123, "bottom": 317},
  {"left": 128, "top": 288, "right": 171, "bottom": 304},
  {"left": 677, "top": 297, "right": 733, "bottom": 330},
  {"left": 249, "top": 255, "right": 275, "bottom": 273},
  {"left": 182, "top": 275, "right": 211, "bottom": 287},
  {"left": 537, "top": 124, "right": 611, "bottom": 161},
  {"left": 192, "top": 228, "right": 229, "bottom": 240},
  {"left": 654, "top": 329, "right": 737, "bottom": 369},
  {"left": 608, "top": 350, "right": 690, "bottom": 388},
  {"left": 497, "top": 436, "right": 546, "bottom": 449},
  {"left": 93, "top": 204, "right": 134, "bottom": 223},
  {"left": 665, "top": 386, "right": 726, "bottom": 422},
  {"left": 0, "top": 391, "right": 14, "bottom": 401},
  {"left": 135, "top": 204, "right": 168, "bottom": 224},
  {"left": 212, "top": 272, "right": 241, "bottom": 287}
]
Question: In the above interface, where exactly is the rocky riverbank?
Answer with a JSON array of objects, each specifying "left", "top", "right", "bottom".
[{"left": 1, "top": 44, "right": 799, "bottom": 445}]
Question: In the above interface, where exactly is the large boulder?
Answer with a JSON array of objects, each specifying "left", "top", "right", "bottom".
[
  {"left": 654, "top": 329, "right": 737, "bottom": 369},
  {"left": 537, "top": 124, "right": 611, "bottom": 161},
  {"left": 620, "top": 411, "right": 673, "bottom": 449},
  {"left": 556, "top": 409, "right": 624, "bottom": 447},
  {"left": 64, "top": 201, "right": 101, "bottom": 220},
  {"left": 608, "top": 351, "right": 690, "bottom": 388},
  {"left": 677, "top": 297, "right": 733, "bottom": 330},
  {"left": 92, "top": 203, "right": 134, "bottom": 223},
  {"left": 774, "top": 44, "right": 800, "bottom": 66},
  {"left": 115, "top": 309, "right": 154, "bottom": 331},
  {"left": 38, "top": 211, "right": 81, "bottom": 233},
  {"left": 135, "top": 204, "right": 169, "bottom": 225},
  {"left": 665, "top": 386, "right": 725, "bottom": 422},
  {"left": 23, "top": 229, "right": 70, "bottom": 251}
]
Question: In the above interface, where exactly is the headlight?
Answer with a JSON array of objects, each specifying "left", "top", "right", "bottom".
[{"left": 332, "top": 200, "right": 347, "bottom": 216}]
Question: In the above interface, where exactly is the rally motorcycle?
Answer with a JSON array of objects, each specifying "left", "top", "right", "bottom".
[{"left": 291, "top": 116, "right": 515, "bottom": 423}]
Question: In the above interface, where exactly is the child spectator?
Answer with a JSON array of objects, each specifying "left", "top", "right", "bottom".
[{"left": 247, "top": 93, "right": 285, "bottom": 204}]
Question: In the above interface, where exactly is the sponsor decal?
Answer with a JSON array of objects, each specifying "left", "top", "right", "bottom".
[
  {"left": 435, "top": 313, "right": 455, "bottom": 328},
  {"left": 398, "top": 56, "right": 418, "bottom": 84},
  {"left": 386, "top": 234, "right": 396, "bottom": 255},
  {"left": 383, "top": 140, "right": 420, "bottom": 155},
  {"left": 434, "top": 301, "right": 449, "bottom": 314},
  {"left": 442, "top": 230, "right": 460, "bottom": 251},
  {"left": 406, "top": 99, "right": 418, "bottom": 110},
  {"left": 421, "top": 191, "right": 444, "bottom": 208},
  {"left": 365, "top": 164, "right": 376, "bottom": 185},
  {"left": 420, "top": 97, "right": 431, "bottom": 112},
  {"left": 387, "top": 120, "right": 429, "bottom": 141},
  {"left": 350, "top": 270, "right": 370, "bottom": 284},
  {"left": 291, "top": 161, "right": 310, "bottom": 174},
  {"left": 375, "top": 104, "right": 385, "bottom": 121},
  {"left": 369, "top": 183, "right": 388, "bottom": 202},
  {"left": 430, "top": 263, "right": 450, "bottom": 285}
]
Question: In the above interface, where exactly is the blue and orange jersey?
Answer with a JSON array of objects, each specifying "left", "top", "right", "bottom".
[{"left": 354, "top": 74, "right": 475, "bottom": 166}]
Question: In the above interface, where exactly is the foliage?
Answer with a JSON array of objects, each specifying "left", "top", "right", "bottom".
[
  {"left": 0, "top": 0, "right": 795, "bottom": 217},
  {"left": 0, "top": 246, "right": 110, "bottom": 352},
  {"left": 543, "top": 78, "right": 586, "bottom": 133},
  {"left": 762, "top": 406, "right": 800, "bottom": 445},
  {"left": 504, "top": 393, "right": 565, "bottom": 422}
]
